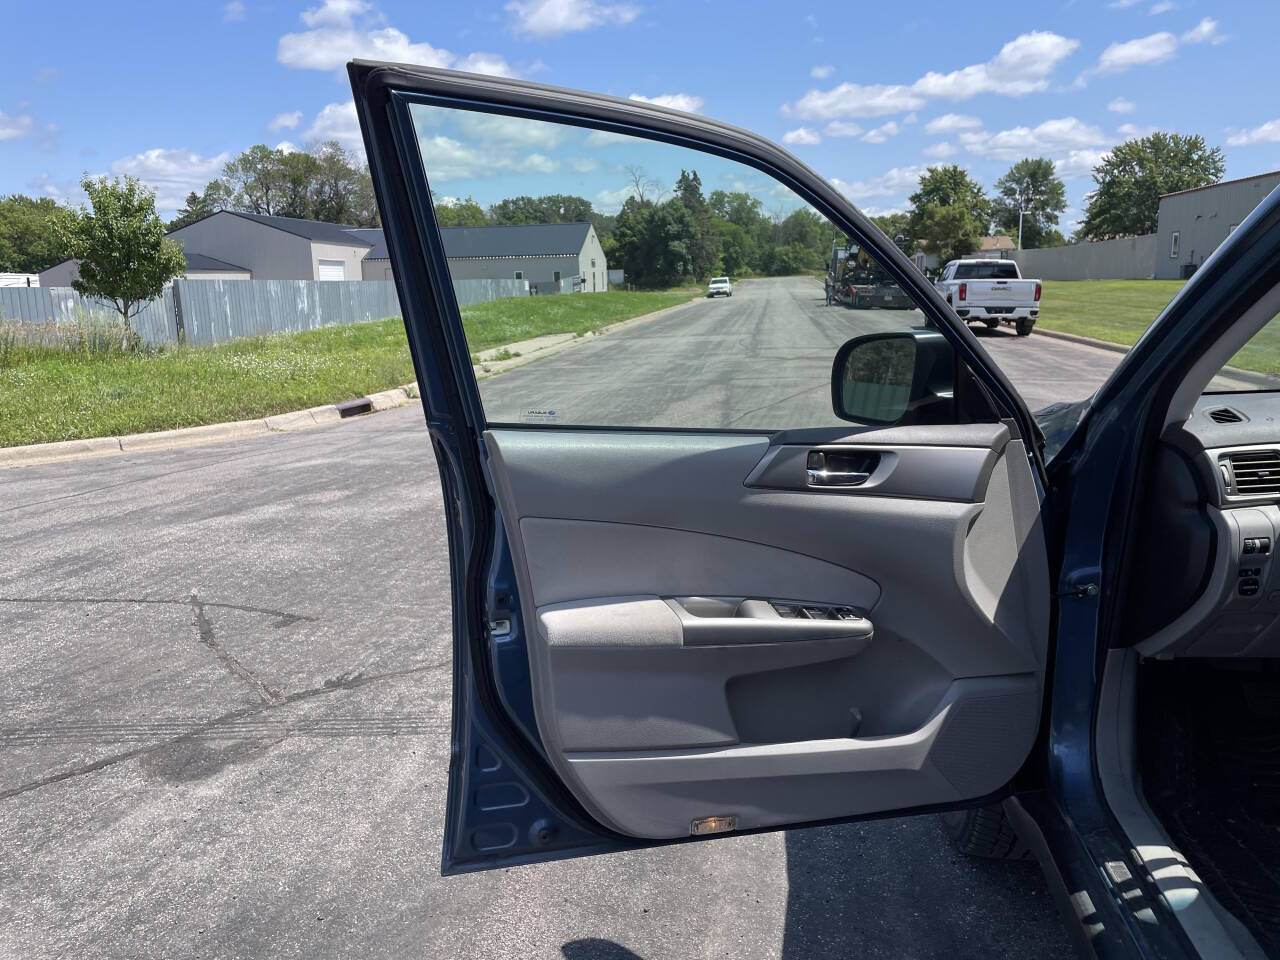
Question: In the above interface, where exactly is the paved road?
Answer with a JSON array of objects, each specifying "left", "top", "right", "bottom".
[
  {"left": 479, "top": 275, "right": 1121, "bottom": 428},
  {"left": 0, "top": 277, "right": 1119, "bottom": 959}
]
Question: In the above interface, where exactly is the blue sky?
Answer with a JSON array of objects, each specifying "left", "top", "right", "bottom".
[{"left": 4, "top": 0, "right": 1280, "bottom": 234}]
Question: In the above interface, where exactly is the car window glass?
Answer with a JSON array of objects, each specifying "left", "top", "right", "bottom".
[
  {"left": 1207, "top": 308, "right": 1280, "bottom": 392},
  {"left": 407, "top": 102, "right": 942, "bottom": 430}
]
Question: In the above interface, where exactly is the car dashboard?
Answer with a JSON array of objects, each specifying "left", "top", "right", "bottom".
[{"left": 1136, "top": 390, "right": 1280, "bottom": 658}]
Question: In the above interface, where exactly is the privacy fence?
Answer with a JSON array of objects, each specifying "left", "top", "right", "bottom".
[
  {"left": 0, "top": 276, "right": 532, "bottom": 347},
  {"left": 1011, "top": 234, "right": 1157, "bottom": 281}
]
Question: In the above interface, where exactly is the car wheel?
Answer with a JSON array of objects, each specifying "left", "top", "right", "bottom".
[
  {"left": 1015, "top": 319, "right": 1034, "bottom": 337},
  {"left": 940, "top": 804, "right": 1031, "bottom": 860}
]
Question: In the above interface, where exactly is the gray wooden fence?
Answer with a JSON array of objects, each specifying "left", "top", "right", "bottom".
[
  {"left": 1011, "top": 235, "right": 1158, "bottom": 281},
  {"left": 1, "top": 276, "right": 532, "bottom": 347}
]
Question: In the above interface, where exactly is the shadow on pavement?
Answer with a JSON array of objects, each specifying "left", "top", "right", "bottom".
[
  {"left": 780, "top": 816, "right": 1073, "bottom": 959},
  {"left": 562, "top": 938, "right": 646, "bottom": 960}
]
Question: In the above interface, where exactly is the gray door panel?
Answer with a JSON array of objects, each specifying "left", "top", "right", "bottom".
[{"left": 484, "top": 427, "right": 1047, "bottom": 839}]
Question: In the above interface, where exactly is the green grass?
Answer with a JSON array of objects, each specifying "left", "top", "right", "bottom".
[
  {"left": 1034, "top": 280, "right": 1186, "bottom": 346},
  {"left": 1, "top": 288, "right": 697, "bottom": 448},
  {"left": 459, "top": 287, "right": 696, "bottom": 351},
  {"left": 1035, "top": 279, "right": 1280, "bottom": 376},
  {"left": 0, "top": 317, "right": 417, "bottom": 447}
]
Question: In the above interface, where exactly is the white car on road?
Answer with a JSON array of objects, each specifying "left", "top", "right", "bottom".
[
  {"left": 935, "top": 259, "right": 1040, "bottom": 336},
  {"left": 707, "top": 276, "right": 733, "bottom": 298}
]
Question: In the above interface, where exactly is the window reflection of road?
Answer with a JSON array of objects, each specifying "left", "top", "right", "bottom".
[{"left": 477, "top": 276, "right": 1126, "bottom": 426}]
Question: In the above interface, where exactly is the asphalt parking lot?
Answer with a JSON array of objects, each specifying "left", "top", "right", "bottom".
[{"left": 0, "top": 277, "right": 1124, "bottom": 959}]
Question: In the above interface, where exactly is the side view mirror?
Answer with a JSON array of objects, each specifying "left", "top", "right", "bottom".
[{"left": 830, "top": 329, "right": 958, "bottom": 426}]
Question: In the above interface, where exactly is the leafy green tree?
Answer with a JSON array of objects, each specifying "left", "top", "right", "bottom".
[
  {"left": 276, "top": 150, "right": 323, "bottom": 219},
  {"left": 487, "top": 194, "right": 596, "bottom": 224},
  {"left": 715, "top": 220, "right": 757, "bottom": 275},
  {"left": 870, "top": 212, "right": 911, "bottom": 243},
  {"left": 56, "top": 176, "right": 186, "bottom": 327},
  {"left": 223, "top": 145, "right": 285, "bottom": 215},
  {"left": 908, "top": 166, "right": 991, "bottom": 263},
  {"left": 0, "top": 195, "right": 70, "bottom": 272},
  {"left": 435, "top": 196, "right": 488, "bottom": 227},
  {"left": 673, "top": 170, "right": 722, "bottom": 280},
  {"left": 170, "top": 180, "right": 235, "bottom": 230},
  {"left": 991, "top": 157, "right": 1067, "bottom": 249},
  {"left": 1080, "top": 132, "right": 1225, "bottom": 239}
]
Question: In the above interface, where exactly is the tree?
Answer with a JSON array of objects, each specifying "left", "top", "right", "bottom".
[
  {"left": 907, "top": 165, "right": 991, "bottom": 263},
  {"left": 0, "top": 195, "right": 70, "bottom": 273},
  {"left": 169, "top": 180, "right": 234, "bottom": 231},
  {"left": 487, "top": 194, "right": 596, "bottom": 225},
  {"left": 435, "top": 196, "right": 487, "bottom": 227},
  {"left": 673, "top": 170, "right": 721, "bottom": 280},
  {"left": 56, "top": 176, "right": 186, "bottom": 327},
  {"left": 870, "top": 212, "right": 911, "bottom": 245},
  {"left": 223, "top": 145, "right": 284, "bottom": 215},
  {"left": 990, "top": 158, "right": 1066, "bottom": 249},
  {"left": 1080, "top": 132, "right": 1225, "bottom": 239}
]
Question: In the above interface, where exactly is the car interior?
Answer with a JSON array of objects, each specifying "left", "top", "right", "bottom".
[{"left": 1100, "top": 283, "right": 1280, "bottom": 960}]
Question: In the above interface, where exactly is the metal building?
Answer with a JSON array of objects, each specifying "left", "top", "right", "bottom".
[{"left": 1155, "top": 170, "right": 1280, "bottom": 279}]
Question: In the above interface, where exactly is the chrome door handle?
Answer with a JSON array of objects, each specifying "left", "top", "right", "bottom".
[{"left": 805, "top": 450, "right": 874, "bottom": 487}]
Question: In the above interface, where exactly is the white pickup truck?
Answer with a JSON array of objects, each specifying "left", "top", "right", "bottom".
[{"left": 935, "top": 259, "right": 1041, "bottom": 336}]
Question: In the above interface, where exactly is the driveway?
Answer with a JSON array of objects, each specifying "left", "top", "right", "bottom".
[{"left": 0, "top": 276, "right": 1118, "bottom": 959}]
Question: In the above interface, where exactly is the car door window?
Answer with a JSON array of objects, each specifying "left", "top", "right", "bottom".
[{"left": 408, "top": 102, "right": 938, "bottom": 431}]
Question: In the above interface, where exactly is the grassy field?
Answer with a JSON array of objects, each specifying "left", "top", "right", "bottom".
[
  {"left": 1036, "top": 279, "right": 1280, "bottom": 376},
  {"left": 0, "top": 288, "right": 696, "bottom": 447},
  {"left": 1035, "top": 280, "right": 1185, "bottom": 346}
]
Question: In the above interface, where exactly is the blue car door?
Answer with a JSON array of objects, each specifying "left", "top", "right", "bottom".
[{"left": 348, "top": 61, "right": 1053, "bottom": 874}]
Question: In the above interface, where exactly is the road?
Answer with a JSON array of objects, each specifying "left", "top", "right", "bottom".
[
  {"left": 478, "top": 275, "right": 1120, "bottom": 428},
  {"left": 0, "top": 276, "right": 1125, "bottom": 959}
]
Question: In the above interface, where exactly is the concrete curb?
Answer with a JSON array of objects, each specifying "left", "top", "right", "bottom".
[
  {"left": 1033, "top": 326, "right": 1132, "bottom": 355},
  {"left": 0, "top": 381, "right": 422, "bottom": 470}
]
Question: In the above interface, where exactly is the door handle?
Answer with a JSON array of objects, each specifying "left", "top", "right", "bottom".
[{"left": 806, "top": 450, "right": 876, "bottom": 487}]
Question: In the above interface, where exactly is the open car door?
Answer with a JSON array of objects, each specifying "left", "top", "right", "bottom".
[{"left": 349, "top": 62, "right": 1052, "bottom": 874}]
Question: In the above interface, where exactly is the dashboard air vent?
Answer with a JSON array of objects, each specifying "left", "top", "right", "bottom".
[
  {"left": 1223, "top": 450, "right": 1280, "bottom": 496},
  {"left": 1207, "top": 407, "right": 1245, "bottom": 424}
]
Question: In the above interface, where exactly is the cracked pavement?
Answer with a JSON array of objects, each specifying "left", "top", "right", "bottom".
[{"left": 0, "top": 309, "right": 1085, "bottom": 956}]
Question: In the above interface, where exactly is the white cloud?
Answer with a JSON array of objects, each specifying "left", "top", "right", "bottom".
[
  {"left": 861, "top": 120, "right": 900, "bottom": 143},
  {"left": 823, "top": 120, "right": 863, "bottom": 138},
  {"left": 810, "top": 64, "right": 834, "bottom": 79},
  {"left": 1182, "top": 17, "right": 1224, "bottom": 45},
  {"left": 278, "top": 0, "right": 515, "bottom": 76},
  {"left": 830, "top": 165, "right": 926, "bottom": 203},
  {"left": 787, "top": 83, "right": 925, "bottom": 120},
  {"left": 506, "top": 0, "right": 641, "bottom": 38},
  {"left": 786, "top": 32, "right": 1076, "bottom": 121},
  {"left": 268, "top": 110, "right": 302, "bottom": 132},
  {"left": 1117, "top": 122, "right": 1157, "bottom": 138},
  {"left": 959, "top": 116, "right": 1107, "bottom": 159},
  {"left": 594, "top": 183, "right": 640, "bottom": 214},
  {"left": 1098, "top": 31, "right": 1178, "bottom": 71},
  {"left": 912, "top": 31, "right": 1080, "bottom": 98},
  {"left": 1149, "top": 1, "right": 1174, "bottom": 13},
  {"left": 1227, "top": 119, "right": 1280, "bottom": 147},
  {"left": 629, "top": 92, "right": 704, "bottom": 114},
  {"left": 304, "top": 101, "right": 364, "bottom": 152},
  {"left": 300, "top": 0, "right": 367, "bottom": 26},
  {"left": 520, "top": 152, "right": 558, "bottom": 174},
  {"left": 275, "top": 140, "right": 298, "bottom": 153},
  {"left": 1109, "top": 0, "right": 1140, "bottom": 7},
  {"left": 109, "top": 148, "right": 231, "bottom": 212},
  {"left": 1107, "top": 97, "right": 1136, "bottom": 113},
  {"left": 903, "top": 112, "right": 918, "bottom": 125},
  {"left": 782, "top": 127, "right": 821, "bottom": 145},
  {"left": 223, "top": 1, "right": 247, "bottom": 22},
  {"left": 569, "top": 156, "right": 597, "bottom": 172},
  {"left": 957, "top": 117, "right": 1109, "bottom": 179},
  {"left": 0, "top": 110, "right": 34, "bottom": 141},
  {"left": 923, "top": 141, "right": 956, "bottom": 158},
  {"left": 924, "top": 112, "right": 981, "bottom": 134},
  {"left": 584, "top": 130, "right": 631, "bottom": 148}
]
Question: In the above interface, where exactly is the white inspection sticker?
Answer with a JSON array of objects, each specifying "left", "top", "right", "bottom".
[{"left": 519, "top": 408, "right": 561, "bottom": 424}]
